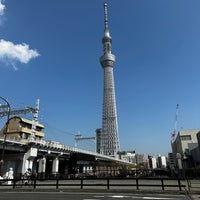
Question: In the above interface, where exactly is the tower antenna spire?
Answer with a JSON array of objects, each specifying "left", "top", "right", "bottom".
[{"left": 104, "top": 2, "right": 109, "bottom": 30}]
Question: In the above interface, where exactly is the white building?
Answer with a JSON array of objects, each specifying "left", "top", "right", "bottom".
[
  {"left": 157, "top": 155, "right": 167, "bottom": 168},
  {"left": 120, "top": 151, "right": 136, "bottom": 163},
  {"left": 149, "top": 156, "right": 157, "bottom": 169}
]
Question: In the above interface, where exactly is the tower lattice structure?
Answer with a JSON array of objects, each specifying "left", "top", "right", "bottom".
[{"left": 99, "top": 3, "right": 120, "bottom": 157}]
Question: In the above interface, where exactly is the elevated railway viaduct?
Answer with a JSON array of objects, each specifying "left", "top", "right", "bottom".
[{"left": 0, "top": 137, "right": 131, "bottom": 179}]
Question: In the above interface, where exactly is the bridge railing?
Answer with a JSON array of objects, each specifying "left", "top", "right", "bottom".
[{"left": 0, "top": 177, "right": 187, "bottom": 192}]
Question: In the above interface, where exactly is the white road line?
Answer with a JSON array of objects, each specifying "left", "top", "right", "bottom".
[
  {"left": 143, "top": 197, "right": 174, "bottom": 200},
  {"left": 83, "top": 199, "right": 100, "bottom": 200},
  {"left": 94, "top": 196, "right": 105, "bottom": 198},
  {"left": 109, "top": 196, "right": 175, "bottom": 199}
]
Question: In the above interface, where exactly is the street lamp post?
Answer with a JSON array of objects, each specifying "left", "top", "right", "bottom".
[{"left": 0, "top": 96, "right": 10, "bottom": 176}]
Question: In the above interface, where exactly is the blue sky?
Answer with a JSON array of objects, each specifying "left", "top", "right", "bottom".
[{"left": 1, "top": 0, "right": 200, "bottom": 156}]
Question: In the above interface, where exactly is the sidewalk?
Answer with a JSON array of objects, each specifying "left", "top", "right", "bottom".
[
  {"left": 0, "top": 185, "right": 199, "bottom": 200},
  {"left": 189, "top": 195, "right": 200, "bottom": 200},
  {"left": 187, "top": 179, "right": 200, "bottom": 199}
]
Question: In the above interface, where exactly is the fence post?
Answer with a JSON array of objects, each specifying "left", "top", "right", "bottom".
[
  {"left": 33, "top": 179, "right": 36, "bottom": 189},
  {"left": 13, "top": 179, "right": 16, "bottom": 189},
  {"left": 178, "top": 179, "right": 182, "bottom": 191},
  {"left": 81, "top": 179, "right": 83, "bottom": 189},
  {"left": 136, "top": 178, "right": 139, "bottom": 190},
  {"left": 107, "top": 178, "right": 110, "bottom": 190},
  {"left": 186, "top": 178, "right": 191, "bottom": 192},
  {"left": 56, "top": 179, "right": 59, "bottom": 189},
  {"left": 161, "top": 179, "right": 164, "bottom": 191}
]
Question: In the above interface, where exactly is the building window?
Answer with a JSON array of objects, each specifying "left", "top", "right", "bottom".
[{"left": 180, "top": 135, "right": 191, "bottom": 141}]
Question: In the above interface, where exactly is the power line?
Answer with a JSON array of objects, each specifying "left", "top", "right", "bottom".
[{"left": 43, "top": 122, "right": 75, "bottom": 137}]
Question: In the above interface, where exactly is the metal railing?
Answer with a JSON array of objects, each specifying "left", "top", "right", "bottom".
[{"left": 0, "top": 177, "right": 187, "bottom": 191}]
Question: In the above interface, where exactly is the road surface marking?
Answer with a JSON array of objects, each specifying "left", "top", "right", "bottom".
[
  {"left": 143, "top": 197, "right": 174, "bottom": 200},
  {"left": 83, "top": 199, "right": 100, "bottom": 200}
]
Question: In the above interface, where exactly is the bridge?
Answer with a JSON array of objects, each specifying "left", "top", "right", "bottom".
[
  {"left": 0, "top": 136, "right": 130, "bottom": 163},
  {"left": 0, "top": 135, "right": 133, "bottom": 179}
]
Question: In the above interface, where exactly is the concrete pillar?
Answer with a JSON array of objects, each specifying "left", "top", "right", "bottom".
[
  {"left": 28, "top": 159, "right": 33, "bottom": 170},
  {"left": 22, "top": 148, "right": 38, "bottom": 176},
  {"left": 22, "top": 154, "right": 28, "bottom": 175},
  {"left": 22, "top": 158, "right": 35, "bottom": 177},
  {"left": 176, "top": 153, "right": 183, "bottom": 169},
  {"left": 83, "top": 165, "right": 87, "bottom": 173},
  {"left": 38, "top": 156, "right": 46, "bottom": 179},
  {"left": 25, "top": 159, "right": 29, "bottom": 172},
  {"left": 89, "top": 166, "right": 92, "bottom": 173},
  {"left": 52, "top": 157, "right": 59, "bottom": 176},
  {"left": 177, "top": 158, "right": 183, "bottom": 170}
]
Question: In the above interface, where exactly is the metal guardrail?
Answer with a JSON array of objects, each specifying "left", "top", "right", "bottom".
[{"left": 0, "top": 177, "right": 187, "bottom": 191}]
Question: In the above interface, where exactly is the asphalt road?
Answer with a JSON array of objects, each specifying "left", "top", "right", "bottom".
[{"left": 0, "top": 192, "right": 190, "bottom": 200}]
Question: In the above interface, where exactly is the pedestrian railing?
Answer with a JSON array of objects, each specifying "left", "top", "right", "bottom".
[
  {"left": 0, "top": 177, "right": 187, "bottom": 191},
  {"left": 186, "top": 178, "right": 200, "bottom": 192}
]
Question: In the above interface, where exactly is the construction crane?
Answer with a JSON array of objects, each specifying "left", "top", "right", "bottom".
[
  {"left": 74, "top": 132, "right": 95, "bottom": 148},
  {"left": 171, "top": 104, "right": 179, "bottom": 141}
]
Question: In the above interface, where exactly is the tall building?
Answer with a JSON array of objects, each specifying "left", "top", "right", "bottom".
[{"left": 99, "top": 3, "right": 120, "bottom": 157}]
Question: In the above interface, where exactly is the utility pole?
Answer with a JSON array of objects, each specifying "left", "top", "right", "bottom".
[
  {"left": 0, "top": 96, "right": 10, "bottom": 176},
  {"left": 29, "top": 99, "right": 40, "bottom": 142}
]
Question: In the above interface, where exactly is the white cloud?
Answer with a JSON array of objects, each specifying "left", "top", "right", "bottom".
[
  {"left": 0, "top": 39, "right": 40, "bottom": 70},
  {"left": 0, "top": 0, "right": 5, "bottom": 25},
  {"left": 0, "top": 1, "right": 5, "bottom": 15},
  {"left": 0, "top": 1, "right": 40, "bottom": 70}
]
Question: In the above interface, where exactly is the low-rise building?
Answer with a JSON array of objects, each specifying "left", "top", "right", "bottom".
[
  {"left": 171, "top": 129, "right": 200, "bottom": 173},
  {"left": 0, "top": 116, "right": 45, "bottom": 142},
  {"left": 135, "top": 154, "right": 148, "bottom": 169},
  {"left": 168, "top": 152, "right": 175, "bottom": 169},
  {"left": 120, "top": 151, "right": 136, "bottom": 163}
]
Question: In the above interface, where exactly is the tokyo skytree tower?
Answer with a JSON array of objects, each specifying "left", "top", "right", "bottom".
[{"left": 100, "top": 3, "right": 120, "bottom": 157}]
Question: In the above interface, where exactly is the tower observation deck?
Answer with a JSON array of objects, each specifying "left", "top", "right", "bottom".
[{"left": 100, "top": 3, "right": 120, "bottom": 157}]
